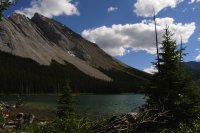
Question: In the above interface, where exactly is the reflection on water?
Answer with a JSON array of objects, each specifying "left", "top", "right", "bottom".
[{"left": 0, "top": 94, "right": 145, "bottom": 117}]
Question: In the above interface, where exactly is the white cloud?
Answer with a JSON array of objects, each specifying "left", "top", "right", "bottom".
[
  {"left": 198, "top": 37, "right": 200, "bottom": 41},
  {"left": 143, "top": 66, "right": 158, "bottom": 74},
  {"left": 189, "top": 0, "right": 200, "bottom": 4},
  {"left": 9, "top": 0, "right": 15, "bottom": 3},
  {"left": 82, "top": 17, "right": 195, "bottom": 56},
  {"left": 134, "top": 0, "right": 183, "bottom": 17},
  {"left": 182, "top": 8, "right": 187, "bottom": 12},
  {"left": 15, "top": 0, "right": 80, "bottom": 18},
  {"left": 107, "top": 6, "right": 118, "bottom": 12},
  {"left": 195, "top": 54, "right": 200, "bottom": 61},
  {"left": 195, "top": 48, "right": 200, "bottom": 61}
]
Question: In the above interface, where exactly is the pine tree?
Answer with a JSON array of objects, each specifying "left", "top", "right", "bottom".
[
  {"left": 140, "top": 26, "right": 199, "bottom": 131},
  {"left": 149, "top": 27, "right": 184, "bottom": 109},
  {"left": 57, "top": 81, "right": 74, "bottom": 119},
  {"left": 152, "top": 27, "right": 192, "bottom": 112},
  {"left": 0, "top": 0, "right": 11, "bottom": 20},
  {"left": 153, "top": 9, "right": 160, "bottom": 72},
  {"left": 0, "top": 0, "right": 18, "bottom": 21}
]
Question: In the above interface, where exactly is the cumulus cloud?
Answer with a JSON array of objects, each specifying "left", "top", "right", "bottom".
[
  {"left": 195, "top": 48, "right": 200, "bottom": 61},
  {"left": 15, "top": 0, "right": 80, "bottom": 18},
  {"left": 134, "top": 0, "right": 183, "bottom": 17},
  {"left": 82, "top": 17, "right": 195, "bottom": 56},
  {"left": 107, "top": 6, "right": 118, "bottom": 12},
  {"left": 189, "top": 0, "right": 200, "bottom": 4},
  {"left": 195, "top": 55, "right": 200, "bottom": 61},
  {"left": 143, "top": 66, "right": 158, "bottom": 74}
]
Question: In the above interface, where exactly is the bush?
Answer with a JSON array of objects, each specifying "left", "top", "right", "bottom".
[
  {"left": 175, "top": 116, "right": 200, "bottom": 133},
  {"left": 13, "top": 123, "right": 39, "bottom": 133},
  {"left": 0, "top": 113, "right": 4, "bottom": 124},
  {"left": 36, "top": 117, "right": 92, "bottom": 133}
]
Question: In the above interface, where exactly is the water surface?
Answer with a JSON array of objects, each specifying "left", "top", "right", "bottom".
[{"left": 0, "top": 94, "right": 145, "bottom": 117}]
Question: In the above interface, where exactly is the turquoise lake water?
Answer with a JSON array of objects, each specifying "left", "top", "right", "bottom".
[{"left": 0, "top": 94, "right": 145, "bottom": 117}]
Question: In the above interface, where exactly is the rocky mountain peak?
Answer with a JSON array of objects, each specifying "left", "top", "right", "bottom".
[
  {"left": 32, "top": 12, "right": 45, "bottom": 19},
  {"left": 0, "top": 13, "right": 130, "bottom": 81},
  {"left": 9, "top": 13, "right": 27, "bottom": 19},
  {"left": 9, "top": 13, "right": 30, "bottom": 24}
]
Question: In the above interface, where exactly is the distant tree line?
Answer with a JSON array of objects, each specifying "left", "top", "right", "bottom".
[{"left": 0, "top": 51, "right": 149, "bottom": 94}]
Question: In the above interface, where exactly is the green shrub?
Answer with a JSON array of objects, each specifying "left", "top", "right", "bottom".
[
  {"left": 174, "top": 116, "right": 200, "bottom": 133},
  {"left": 0, "top": 111, "right": 5, "bottom": 124},
  {"left": 36, "top": 117, "right": 92, "bottom": 133},
  {"left": 13, "top": 123, "right": 39, "bottom": 133}
]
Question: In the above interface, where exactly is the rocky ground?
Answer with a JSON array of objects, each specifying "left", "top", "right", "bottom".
[
  {"left": 92, "top": 112, "right": 138, "bottom": 133},
  {"left": 0, "top": 101, "right": 52, "bottom": 132}
]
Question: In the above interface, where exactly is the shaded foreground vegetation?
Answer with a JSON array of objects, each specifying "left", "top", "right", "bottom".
[
  {"left": 136, "top": 27, "right": 200, "bottom": 132},
  {"left": 0, "top": 3, "right": 200, "bottom": 132},
  {"left": 85, "top": 27, "right": 200, "bottom": 132},
  {"left": 0, "top": 51, "right": 149, "bottom": 94},
  {"left": 0, "top": 78, "right": 107, "bottom": 133},
  {"left": 0, "top": 28, "right": 200, "bottom": 133}
]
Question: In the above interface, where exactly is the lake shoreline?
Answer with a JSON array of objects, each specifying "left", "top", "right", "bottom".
[
  {"left": 0, "top": 94, "right": 145, "bottom": 118},
  {"left": 0, "top": 92, "right": 144, "bottom": 96}
]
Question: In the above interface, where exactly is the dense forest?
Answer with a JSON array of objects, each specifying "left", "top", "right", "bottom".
[
  {"left": 0, "top": 51, "right": 150, "bottom": 94},
  {"left": 184, "top": 62, "right": 200, "bottom": 80}
]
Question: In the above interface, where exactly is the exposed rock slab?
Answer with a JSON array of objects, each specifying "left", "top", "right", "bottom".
[{"left": 0, "top": 13, "right": 120, "bottom": 81}]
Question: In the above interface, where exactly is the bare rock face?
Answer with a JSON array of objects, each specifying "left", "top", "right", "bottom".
[
  {"left": 0, "top": 13, "right": 128, "bottom": 81},
  {"left": 31, "top": 13, "right": 125, "bottom": 69},
  {"left": 31, "top": 13, "right": 90, "bottom": 61}
]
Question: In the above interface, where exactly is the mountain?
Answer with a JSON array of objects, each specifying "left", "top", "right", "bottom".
[
  {"left": 0, "top": 13, "right": 150, "bottom": 93},
  {"left": 184, "top": 61, "right": 200, "bottom": 81}
]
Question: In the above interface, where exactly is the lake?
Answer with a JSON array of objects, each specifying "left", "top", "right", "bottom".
[{"left": 0, "top": 94, "right": 145, "bottom": 118}]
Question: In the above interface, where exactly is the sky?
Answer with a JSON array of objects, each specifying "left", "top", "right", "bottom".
[{"left": 4, "top": 0, "right": 200, "bottom": 73}]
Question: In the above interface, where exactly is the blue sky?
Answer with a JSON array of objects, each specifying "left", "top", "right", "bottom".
[{"left": 4, "top": 0, "right": 200, "bottom": 73}]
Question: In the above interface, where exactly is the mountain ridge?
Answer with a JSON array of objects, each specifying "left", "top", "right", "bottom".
[
  {"left": 184, "top": 61, "right": 200, "bottom": 81},
  {"left": 0, "top": 13, "right": 150, "bottom": 89},
  {"left": 0, "top": 13, "right": 114, "bottom": 81}
]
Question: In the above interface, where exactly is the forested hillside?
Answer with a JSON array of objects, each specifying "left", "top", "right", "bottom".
[
  {"left": 0, "top": 51, "right": 150, "bottom": 94},
  {"left": 184, "top": 61, "right": 200, "bottom": 80}
]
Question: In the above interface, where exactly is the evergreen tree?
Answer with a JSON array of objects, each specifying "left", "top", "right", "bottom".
[
  {"left": 148, "top": 27, "right": 186, "bottom": 109},
  {"left": 57, "top": 81, "right": 74, "bottom": 119},
  {"left": 141, "top": 26, "right": 200, "bottom": 131},
  {"left": 0, "top": 0, "right": 11, "bottom": 20},
  {"left": 0, "top": 0, "right": 18, "bottom": 21},
  {"left": 153, "top": 27, "right": 197, "bottom": 118}
]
